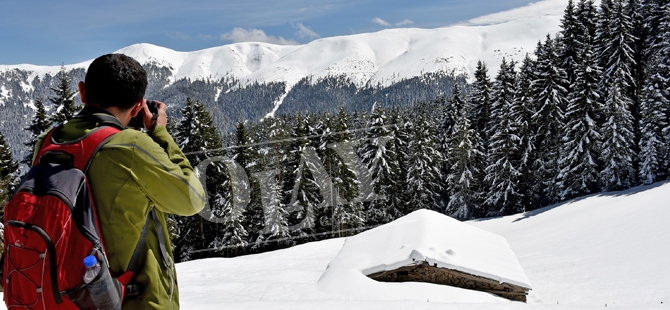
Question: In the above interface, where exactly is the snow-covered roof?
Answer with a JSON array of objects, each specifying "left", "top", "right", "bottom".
[{"left": 318, "top": 209, "right": 532, "bottom": 295}]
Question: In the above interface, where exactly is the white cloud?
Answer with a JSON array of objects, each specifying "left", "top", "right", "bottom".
[
  {"left": 220, "top": 28, "right": 298, "bottom": 45},
  {"left": 293, "top": 22, "right": 320, "bottom": 39},
  {"left": 371, "top": 17, "right": 391, "bottom": 26},
  {"left": 395, "top": 19, "right": 414, "bottom": 26}
]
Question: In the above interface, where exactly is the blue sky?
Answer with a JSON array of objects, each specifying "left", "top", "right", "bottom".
[{"left": 1, "top": 0, "right": 535, "bottom": 66}]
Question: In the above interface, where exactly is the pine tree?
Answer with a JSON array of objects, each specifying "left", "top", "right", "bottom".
[
  {"left": 484, "top": 59, "right": 524, "bottom": 216},
  {"left": 210, "top": 164, "right": 248, "bottom": 257},
  {"left": 515, "top": 55, "right": 539, "bottom": 210},
  {"left": 639, "top": 3, "right": 670, "bottom": 183},
  {"left": 577, "top": 0, "right": 599, "bottom": 43},
  {"left": 598, "top": 0, "right": 637, "bottom": 191},
  {"left": 642, "top": 0, "right": 668, "bottom": 58},
  {"left": 0, "top": 131, "right": 18, "bottom": 208},
  {"left": 49, "top": 65, "right": 79, "bottom": 125},
  {"left": 468, "top": 61, "right": 493, "bottom": 149},
  {"left": 326, "top": 108, "right": 363, "bottom": 236},
  {"left": 386, "top": 106, "right": 412, "bottom": 216},
  {"left": 560, "top": 0, "right": 580, "bottom": 87},
  {"left": 531, "top": 36, "right": 568, "bottom": 205},
  {"left": 285, "top": 113, "right": 321, "bottom": 241},
  {"left": 446, "top": 99, "right": 485, "bottom": 219},
  {"left": 596, "top": 0, "right": 615, "bottom": 71},
  {"left": 358, "top": 105, "right": 397, "bottom": 225},
  {"left": 255, "top": 116, "right": 292, "bottom": 249},
  {"left": 559, "top": 21, "right": 603, "bottom": 199},
  {"left": 23, "top": 97, "right": 52, "bottom": 166},
  {"left": 628, "top": 0, "right": 647, "bottom": 118},
  {"left": 405, "top": 114, "right": 444, "bottom": 213},
  {"left": 172, "top": 98, "right": 225, "bottom": 261},
  {"left": 237, "top": 122, "right": 268, "bottom": 252}
]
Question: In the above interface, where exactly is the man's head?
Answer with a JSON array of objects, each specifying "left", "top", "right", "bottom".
[{"left": 82, "top": 54, "right": 147, "bottom": 110}]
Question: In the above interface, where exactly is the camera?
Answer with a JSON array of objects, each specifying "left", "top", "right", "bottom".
[{"left": 128, "top": 100, "right": 159, "bottom": 129}]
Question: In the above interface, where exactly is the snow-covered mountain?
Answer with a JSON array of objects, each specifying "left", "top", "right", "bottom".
[
  {"left": 0, "top": 0, "right": 567, "bottom": 158},
  {"left": 1, "top": 0, "right": 565, "bottom": 91}
]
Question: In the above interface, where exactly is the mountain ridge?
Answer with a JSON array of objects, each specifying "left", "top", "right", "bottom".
[{"left": 1, "top": 8, "right": 562, "bottom": 91}]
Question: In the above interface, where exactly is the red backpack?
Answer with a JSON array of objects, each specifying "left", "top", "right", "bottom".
[{"left": 1, "top": 125, "right": 148, "bottom": 309}]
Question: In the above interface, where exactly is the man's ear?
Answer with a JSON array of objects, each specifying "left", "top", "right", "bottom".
[
  {"left": 130, "top": 100, "right": 144, "bottom": 117},
  {"left": 78, "top": 81, "right": 87, "bottom": 104}
]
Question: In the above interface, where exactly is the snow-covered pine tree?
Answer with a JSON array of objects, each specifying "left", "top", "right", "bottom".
[
  {"left": 515, "top": 55, "right": 539, "bottom": 210},
  {"left": 558, "top": 18, "right": 603, "bottom": 199},
  {"left": 386, "top": 106, "right": 412, "bottom": 216},
  {"left": 358, "top": 105, "right": 398, "bottom": 225},
  {"left": 172, "top": 97, "right": 225, "bottom": 260},
  {"left": 639, "top": 3, "right": 670, "bottom": 183},
  {"left": 484, "top": 59, "right": 524, "bottom": 216},
  {"left": 468, "top": 61, "right": 493, "bottom": 150},
  {"left": 598, "top": 0, "right": 637, "bottom": 191},
  {"left": 255, "top": 116, "right": 292, "bottom": 250},
  {"left": 446, "top": 95, "right": 485, "bottom": 220},
  {"left": 327, "top": 108, "right": 363, "bottom": 237},
  {"left": 0, "top": 131, "right": 18, "bottom": 207},
  {"left": 311, "top": 110, "right": 364, "bottom": 236},
  {"left": 210, "top": 164, "right": 248, "bottom": 257},
  {"left": 242, "top": 123, "right": 268, "bottom": 252},
  {"left": 49, "top": 66, "right": 79, "bottom": 125},
  {"left": 560, "top": 0, "right": 580, "bottom": 87},
  {"left": 628, "top": 0, "right": 647, "bottom": 115},
  {"left": 595, "top": 0, "right": 614, "bottom": 71},
  {"left": 577, "top": 0, "right": 599, "bottom": 44},
  {"left": 530, "top": 35, "right": 568, "bottom": 205},
  {"left": 258, "top": 169, "right": 290, "bottom": 250},
  {"left": 642, "top": 0, "right": 668, "bottom": 59},
  {"left": 405, "top": 113, "right": 444, "bottom": 213},
  {"left": 22, "top": 97, "right": 52, "bottom": 166},
  {"left": 286, "top": 113, "right": 321, "bottom": 242},
  {"left": 439, "top": 86, "right": 468, "bottom": 206}
]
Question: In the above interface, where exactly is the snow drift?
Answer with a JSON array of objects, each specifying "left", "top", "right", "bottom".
[{"left": 317, "top": 209, "right": 531, "bottom": 301}]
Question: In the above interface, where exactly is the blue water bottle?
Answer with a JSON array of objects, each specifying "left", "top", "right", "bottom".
[{"left": 83, "top": 255, "right": 121, "bottom": 310}]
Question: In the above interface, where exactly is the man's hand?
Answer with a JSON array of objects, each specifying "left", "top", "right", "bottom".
[{"left": 141, "top": 100, "right": 168, "bottom": 130}]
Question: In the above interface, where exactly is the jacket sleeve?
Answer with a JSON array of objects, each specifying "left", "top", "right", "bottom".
[{"left": 129, "top": 126, "right": 206, "bottom": 216}]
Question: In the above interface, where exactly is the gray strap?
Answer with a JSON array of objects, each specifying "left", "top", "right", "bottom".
[
  {"left": 126, "top": 213, "right": 152, "bottom": 273},
  {"left": 126, "top": 209, "right": 172, "bottom": 272},
  {"left": 150, "top": 210, "right": 172, "bottom": 269}
]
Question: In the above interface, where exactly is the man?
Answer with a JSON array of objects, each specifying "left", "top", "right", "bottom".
[{"left": 33, "top": 54, "right": 205, "bottom": 309}]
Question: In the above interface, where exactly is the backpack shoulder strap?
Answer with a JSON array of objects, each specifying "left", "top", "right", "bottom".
[
  {"left": 126, "top": 209, "right": 171, "bottom": 273},
  {"left": 118, "top": 209, "right": 172, "bottom": 298},
  {"left": 36, "top": 126, "right": 121, "bottom": 171}
]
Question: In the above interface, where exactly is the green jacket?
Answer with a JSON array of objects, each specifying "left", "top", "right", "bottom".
[{"left": 34, "top": 108, "right": 205, "bottom": 309}]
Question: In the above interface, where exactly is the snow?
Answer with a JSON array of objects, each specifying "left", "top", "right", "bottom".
[
  {"left": 173, "top": 180, "right": 669, "bottom": 310},
  {"left": 0, "top": 85, "right": 8, "bottom": 105},
  {"left": 319, "top": 209, "right": 531, "bottom": 296},
  {"left": 0, "top": 0, "right": 567, "bottom": 93},
  {"left": 2, "top": 179, "right": 669, "bottom": 309}
]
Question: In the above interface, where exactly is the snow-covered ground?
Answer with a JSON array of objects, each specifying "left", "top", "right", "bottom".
[
  {"left": 1, "top": 160, "right": 667, "bottom": 310},
  {"left": 318, "top": 209, "right": 531, "bottom": 303},
  {"left": 173, "top": 181, "right": 670, "bottom": 309},
  {"left": 2, "top": 152, "right": 670, "bottom": 310}
]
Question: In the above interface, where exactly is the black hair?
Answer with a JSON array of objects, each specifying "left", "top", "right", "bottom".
[{"left": 84, "top": 54, "right": 147, "bottom": 110}]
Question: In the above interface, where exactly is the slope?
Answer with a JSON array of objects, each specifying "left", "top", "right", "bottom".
[
  {"left": 173, "top": 180, "right": 669, "bottom": 309},
  {"left": 1, "top": 166, "right": 667, "bottom": 310}
]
